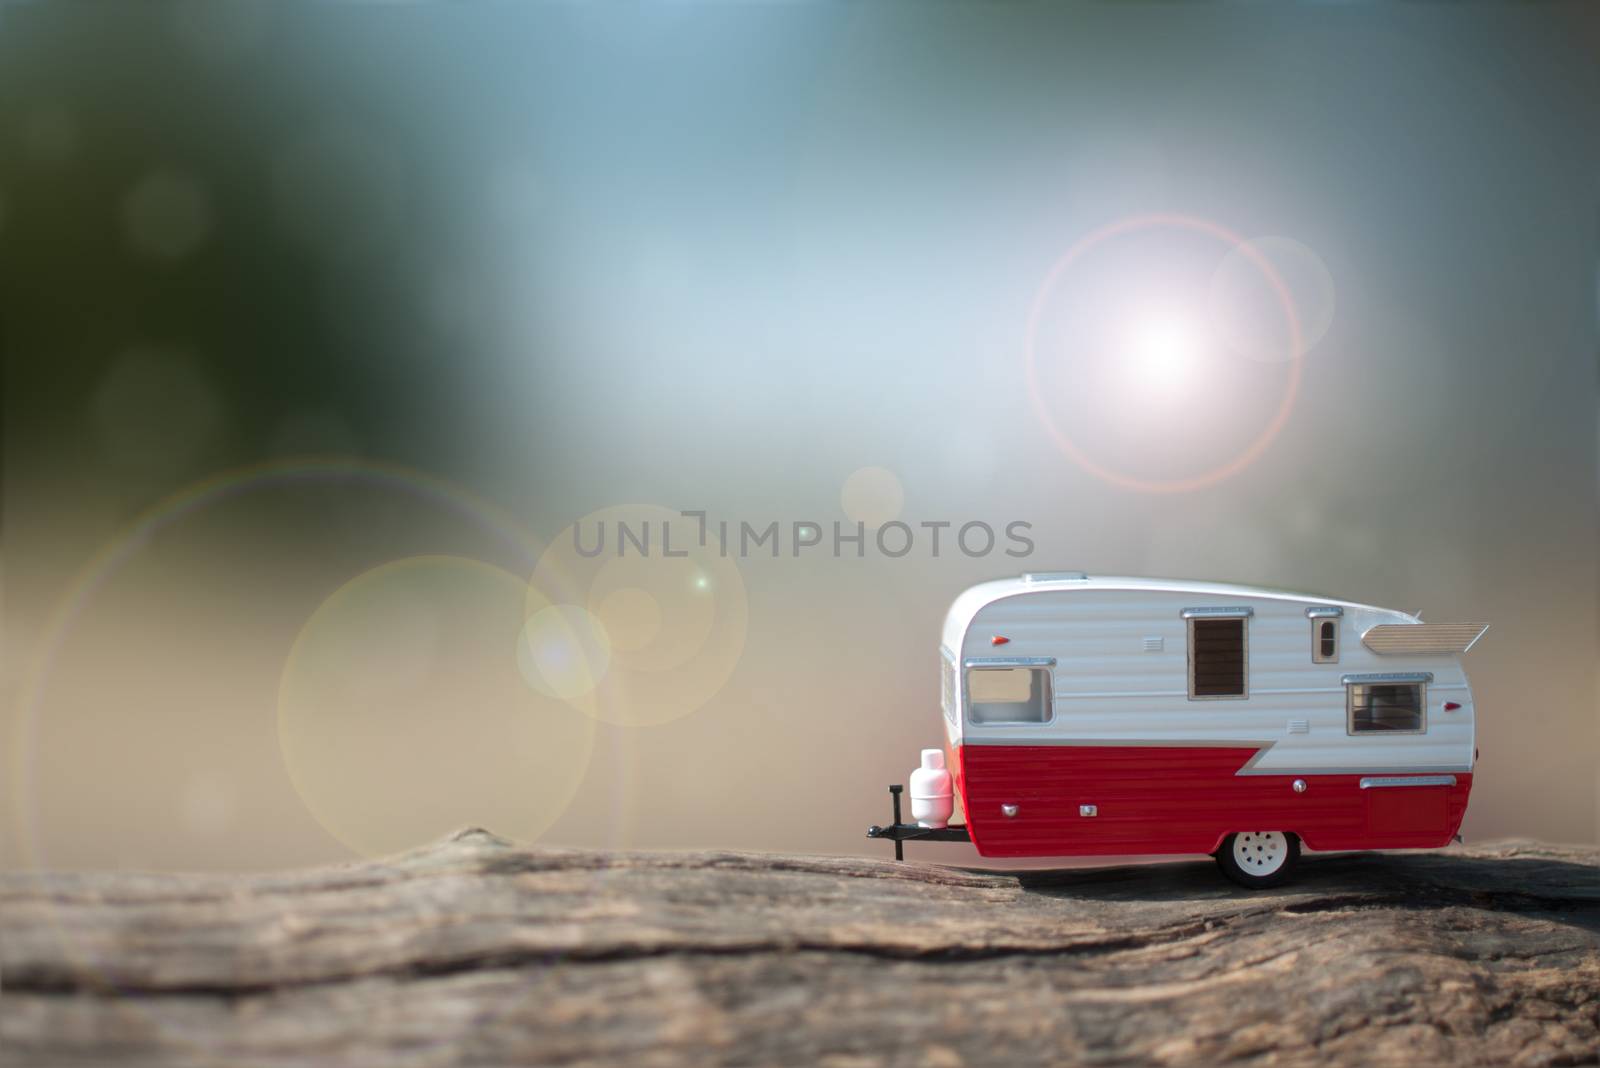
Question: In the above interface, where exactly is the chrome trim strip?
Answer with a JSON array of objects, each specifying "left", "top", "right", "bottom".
[
  {"left": 1305, "top": 606, "right": 1344, "bottom": 618},
  {"left": 962, "top": 656, "right": 1057, "bottom": 669},
  {"left": 1360, "top": 775, "right": 1458, "bottom": 789},
  {"left": 960, "top": 736, "right": 1277, "bottom": 750},
  {"left": 1180, "top": 606, "right": 1255, "bottom": 618},
  {"left": 1236, "top": 744, "right": 1275, "bottom": 772},
  {"left": 955, "top": 738, "right": 1474, "bottom": 777},
  {"left": 1342, "top": 672, "right": 1434, "bottom": 685},
  {"left": 953, "top": 737, "right": 1473, "bottom": 776},
  {"left": 1058, "top": 689, "right": 1188, "bottom": 699},
  {"left": 1249, "top": 686, "right": 1343, "bottom": 695},
  {"left": 1264, "top": 766, "right": 1472, "bottom": 776},
  {"left": 1051, "top": 682, "right": 1467, "bottom": 699}
]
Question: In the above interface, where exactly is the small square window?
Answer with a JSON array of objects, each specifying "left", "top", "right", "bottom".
[
  {"left": 966, "top": 667, "right": 1052, "bottom": 724},
  {"left": 1348, "top": 682, "right": 1425, "bottom": 734}
]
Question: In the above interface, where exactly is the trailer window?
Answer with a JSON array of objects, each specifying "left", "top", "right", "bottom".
[
  {"left": 1348, "top": 682, "right": 1425, "bottom": 734},
  {"left": 966, "top": 667, "right": 1051, "bottom": 724},
  {"left": 1313, "top": 619, "right": 1339, "bottom": 663},
  {"left": 1188, "top": 617, "right": 1247, "bottom": 699}
]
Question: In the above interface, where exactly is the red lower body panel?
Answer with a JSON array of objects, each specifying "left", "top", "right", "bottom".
[{"left": 953, "top": 745, "right": 1471, "bottom": 858}]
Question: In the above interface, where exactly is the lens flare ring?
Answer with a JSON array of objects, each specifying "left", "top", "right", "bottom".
[
  {"left": 8, "top": 456, "right": 567, "bottom": 871},
  {"left": 6, "top": 457, "right": 628, "bottom": 1052},
  {"left": 278, "top": 554, "right": 598, "bottom": 860},
  {"left": 529, "top": 503, "right": 748, "bottom": 728},
  {"left": 1023, "top": 213, "right": 1305, "bottom": 494}
]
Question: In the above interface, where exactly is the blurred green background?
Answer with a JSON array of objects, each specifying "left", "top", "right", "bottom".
[{"left": 2, "top": 3, "right": 1597, "bottom": 872}]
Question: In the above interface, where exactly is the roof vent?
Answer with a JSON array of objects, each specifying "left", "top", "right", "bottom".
[{"left": 1021, "top": 571, "right": 1088, "bottom": 583}]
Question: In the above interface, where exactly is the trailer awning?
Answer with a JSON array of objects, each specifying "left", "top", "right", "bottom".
[{"left": 1361, "top": 623, "right": 1489, "bottom": 655}]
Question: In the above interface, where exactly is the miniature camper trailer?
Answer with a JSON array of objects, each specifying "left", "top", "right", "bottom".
[{"left": 868, "top": 573, "right": 1488, "bottom": 887}]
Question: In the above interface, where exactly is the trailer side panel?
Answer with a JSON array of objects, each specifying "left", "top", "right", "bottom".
[{"left": 958, "top": 743, "right": 1471, "bottom": 857}]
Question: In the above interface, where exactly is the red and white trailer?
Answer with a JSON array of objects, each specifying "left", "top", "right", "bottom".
[{"left": 869, "top": 573, "right": 1488, "bottom": 887}]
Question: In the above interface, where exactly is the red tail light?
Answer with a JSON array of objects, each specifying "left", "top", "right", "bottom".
[
  {"left": 1444, "top": 701, "right": 1461, "bottom": 711},
  {"left": 991, "top": 635, "right": 1010, "bottom": 646}
]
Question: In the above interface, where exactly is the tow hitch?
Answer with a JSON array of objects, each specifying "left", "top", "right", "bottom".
[{"left": 866, "top": 784, "right": 971, "bottom": 860}]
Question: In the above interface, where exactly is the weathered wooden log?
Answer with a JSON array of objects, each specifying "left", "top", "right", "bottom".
[{"left": 3, "top": 830, "right": 1598, "bottom": 1066}]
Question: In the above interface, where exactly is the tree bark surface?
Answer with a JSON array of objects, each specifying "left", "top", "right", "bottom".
[{"left": 3, "top": 830, "right": 1598, "bottom": 1066}]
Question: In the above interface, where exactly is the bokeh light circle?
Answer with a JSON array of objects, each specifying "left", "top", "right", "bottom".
[
  {"left": 1024, "top": 214, "right": 1305, "bottom": 494},
  {"left": 279, "top": 555, "right": 596, "bottom": 859},
  {"left": 1208, "top": 235, "right": 1335, "bottom": 363},
  {"left": 6, "top": 459, "right": 600, "bottom": 1050},
  {"left": 840, "top": 466, "right": 905, "bottom": 530},
  {"left": 529, "top": 504, "right": 747, "bottom": 727},
  {"left": 120, "top": 169, "right": 214, "bottom": 263},
  {"left": 517, "top": 603, "right": 613, "bottom": 701}
]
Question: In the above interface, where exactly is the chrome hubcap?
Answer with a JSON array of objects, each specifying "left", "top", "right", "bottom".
[{"left": 1232, "top": 831, "right": 1288, "bottom": 875}]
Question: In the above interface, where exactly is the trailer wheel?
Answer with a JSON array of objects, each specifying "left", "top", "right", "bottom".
[{"left": 1216, "top": 831, "right": 1299, "bottom": 889}]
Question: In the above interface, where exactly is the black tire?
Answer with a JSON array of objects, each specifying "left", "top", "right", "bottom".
[{"left": 1215, "top": 830, "right": 1300, "bottom": 889}]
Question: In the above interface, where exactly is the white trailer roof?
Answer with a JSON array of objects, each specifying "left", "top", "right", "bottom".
[{"left": 941, "top": 573, "right": 1413, "bottom": 655}]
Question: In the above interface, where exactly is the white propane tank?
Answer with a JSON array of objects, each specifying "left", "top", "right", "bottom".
[{"left": 908, "top": 748, "right": 954, "bottom": 829}]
